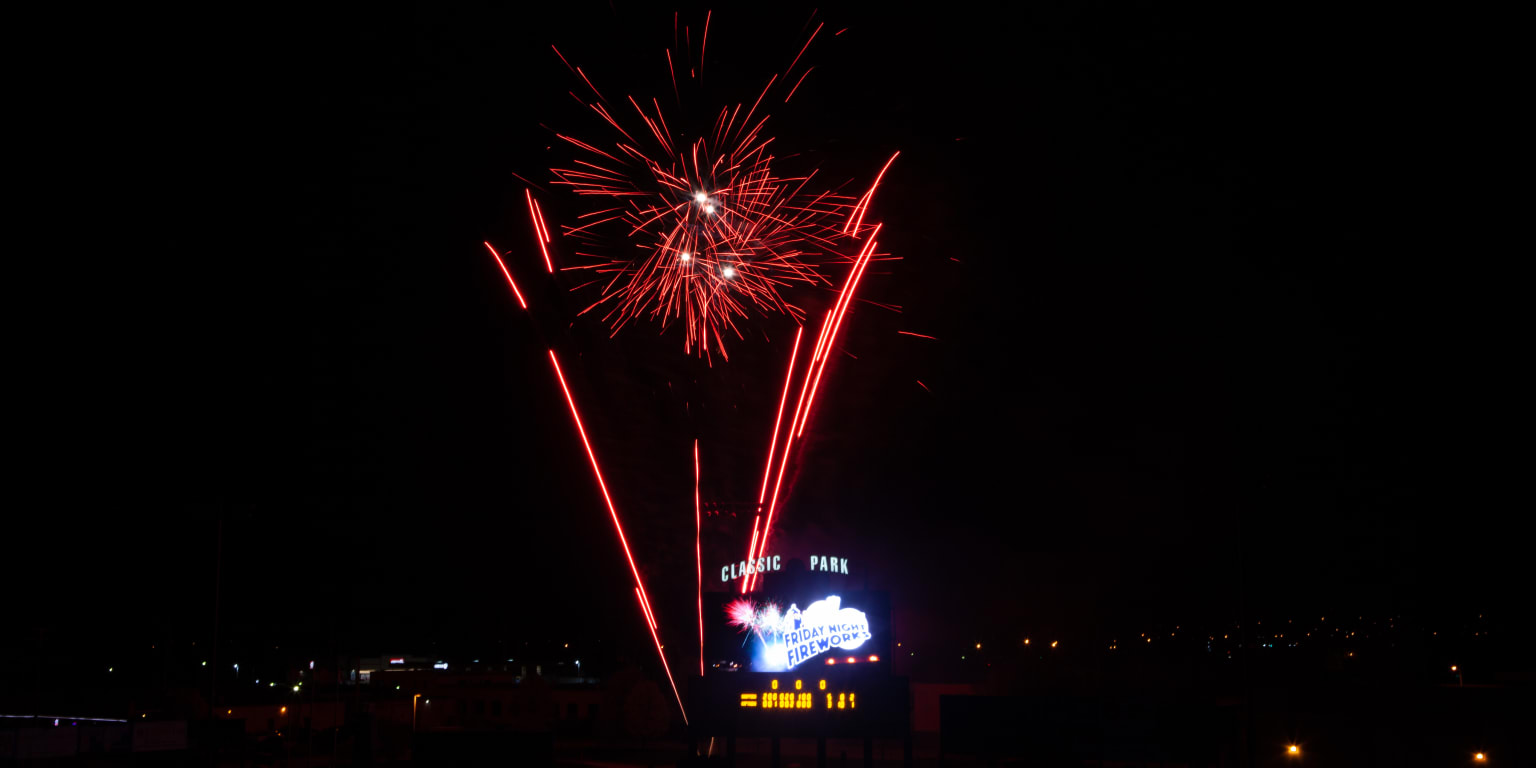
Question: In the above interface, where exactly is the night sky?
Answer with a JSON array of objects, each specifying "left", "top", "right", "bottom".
[{"left": 13, "top": 4, "right": 1519, "bottom": 675}]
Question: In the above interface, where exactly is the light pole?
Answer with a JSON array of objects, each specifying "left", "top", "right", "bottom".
[
  {"left": 412, "top": 694, "right": 421, "bottom": 733},
  {"left": 1451, "top": 664, "right": 1462, "bottom": 686}
]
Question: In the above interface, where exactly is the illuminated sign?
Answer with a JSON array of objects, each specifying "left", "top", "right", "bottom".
[
  {"left": 719, "top": 554, "right": 850, "bottom": 582},
  {"left": 728, "top": 595, "right": 871, "bottom": 671},
  {"left": 388, "top": 658, "right": 404, "bottom": 665},
  {"left": 723, "top": 555, "right": 781, "bottom": 582},
  {"left": 783, "top": 596, "right": 871, "bottom": 668},
  {"left": 738, "top": 677, "right": 857, "bottom": 711}
]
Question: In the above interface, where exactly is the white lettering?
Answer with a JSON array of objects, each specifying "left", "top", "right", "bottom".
[
  {"left": 722, "top": 566, "right": 730, "bottom": 582},
  {"left": 840, "top": 558, "right": 848, "bottom": 574},
  {"left": 772, "top": 555, "right": 781, "bottom": 571},
  {"left": 778, "top": 596, "right": 872, "bottom": 669}
]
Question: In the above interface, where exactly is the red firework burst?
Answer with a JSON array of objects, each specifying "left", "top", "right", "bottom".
[{"left": 546, "top": 39, "right": 877, "bottom": 358}]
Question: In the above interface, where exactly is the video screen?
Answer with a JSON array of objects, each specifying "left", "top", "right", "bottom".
[{"left": 704, "top": 590, "right": 890, "bottom": 674}]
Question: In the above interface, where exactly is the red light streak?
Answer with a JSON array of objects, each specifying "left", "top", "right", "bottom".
[
  {"left": 785, "top": 22, "right": 822, "bottom": 78},
  {"left": 784, "top": 66, "right": 814, "bottom": 103},
  {"left": 526, "top": 190, "right": 554, "bottom": 273},
  {"left": 798, "top": 235, "right": 877, "bottom": 438},
  {"left": 757, "top": 326, "right": 804, "bottom": 505},
  {"left": 700, "top": 10, "right": 710, "bottom": 82},
  {"left": 482, "top": 241, "right": 528, "bottom": 309},
  {"left": 744, "top": 314, "right": 827, "bottom": 592},
  {"left": 534, "top": 199, "right": 552, "bottom": 244},
  {"left": 897, "top": 331, "right": 937, "bottom": 340},
  {"left": 748, "top": 224, "right": 886, "bottom": 590},
  {"left": 548, "top": 350, "right": 687, "bottom": 723},
  {"left": 845, "top": 152, "right": 900, "bottom": 236},
  {"left": 637, "top": 587, "right": 658, "bottom": 631}
]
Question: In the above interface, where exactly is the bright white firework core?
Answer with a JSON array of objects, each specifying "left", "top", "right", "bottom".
[
  {"left": 722, "top": 265, "right": 737, "bottom": 279},
  {"left": 694, "top": 192, "right": 707, "bottom": 202},
  {"left": 704, "top": 204, "right": 716, "bottom": 215},
  {"left": 679, "top": 252, "right": 691, "bottom": 262}
]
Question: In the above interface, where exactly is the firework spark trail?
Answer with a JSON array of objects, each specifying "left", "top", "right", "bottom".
[
  {"left": 548, "top": 350, "right": 687, "bottom": 723},
  {"left": 757, "top": 326, "right": 805, "bottom": 505},
  {"left": 744, "top": 219, "right": 888, "bottom": 592},
  {"left": 483, "top": 241, "right": 528, "bottom": 309},
  {"left": 798, "top": 229, "right": 881, "bottom": 438},
  {"left": 526, "top": 190, "right": 554, "bottom": 273},
  {"left": 743, "top": 312, "right": 830, "bottom": 594}
]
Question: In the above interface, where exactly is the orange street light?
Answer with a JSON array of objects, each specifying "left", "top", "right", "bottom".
[
  {"left": 1474, "top": 752, "right": 1487, "bottom": 763},
  {"left": 1286, "top": 744, "right": 1300, "bottom": 757}
]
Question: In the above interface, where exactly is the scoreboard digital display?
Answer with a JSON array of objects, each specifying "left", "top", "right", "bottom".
[
  {"left": 694, "top": 590, "right": 905, "bottom": 737},
  {"left": 690, "top": 670, "right": 907, "bottom": 737},
  {"left": 738, "top": 676, "right": 860, "bottom": 712}
]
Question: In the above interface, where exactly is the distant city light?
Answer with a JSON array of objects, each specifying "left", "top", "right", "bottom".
[
  {"left": 309, "top": 661, "right": 314, "bottom": 670},
  {"left": 867, "top": 655, "right": 879, "bottom": 662},
  {"left": 1051, "top": 641, "right": 1059, "bottom": 648},
  {"left": 975, "top": 643, "right": 981, "bottom": 649},
  {"left": 1287, "top": 744, "right": 1300, "bottom": 756},
  {"left": 1023, "top": 638, "right": 1029, "bottom": 645},
  {"left": 200, "top": 661, "right": 206, "bottom": 666},
  {"left": 1474, "top": 752, "right": 1487, "bottom": 762},
  {"left": 293, "top": 686, "right": 300, "bottom": 692}
]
